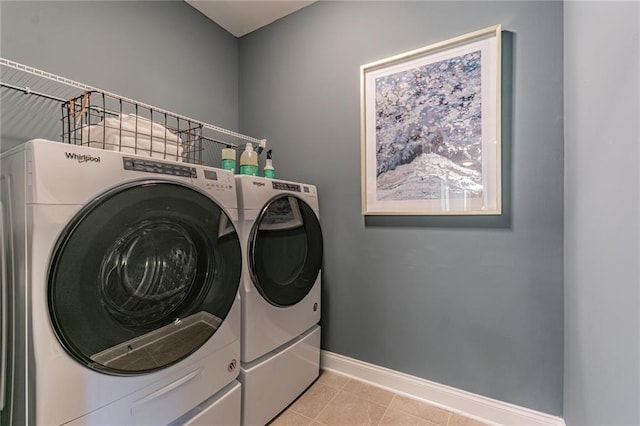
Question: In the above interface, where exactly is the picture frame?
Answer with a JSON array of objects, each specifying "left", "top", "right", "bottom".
[{"left": 361, "top": 25, "right": 502, "bottom": 215}]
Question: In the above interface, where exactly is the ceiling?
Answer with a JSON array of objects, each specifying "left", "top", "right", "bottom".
[{"left": 185, "top": 1, "right": 316, "bottom": 37}]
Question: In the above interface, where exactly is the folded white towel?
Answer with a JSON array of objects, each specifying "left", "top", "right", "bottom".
[
  {"left": 80, "top": 114, "right": 184, "bottom": 160},
  {"left": 99, "top": 144, "right": 183, "bottom": 159},
  {"left": 81, "top": 124, "right": 107, "bottom": 144},
  {"left": 85, "top": 135, "right": 183, "bottom": 159},
  {"left": 119, "top": 114, "right": 181, "bottom": 143},
  {"left": 82, "top": 114, "right": 182, "bottom": 142},
  {"left": 107, "top": 134, "right": 182, "bottom": 157}
]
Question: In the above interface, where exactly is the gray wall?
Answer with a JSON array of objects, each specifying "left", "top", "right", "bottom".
[
  {"left": 0, "top": 1, "right": 238, "bottom": 155},
  {"left": 564, "top": 2, "right": 640, "bottom": 425},
  {"left": 239, "top": 1, "right": 564, "bottom": 416}
]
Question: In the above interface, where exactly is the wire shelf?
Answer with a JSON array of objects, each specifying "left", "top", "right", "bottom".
[{"left": 0, "top": 58, "right": 266, "bottom": 164}]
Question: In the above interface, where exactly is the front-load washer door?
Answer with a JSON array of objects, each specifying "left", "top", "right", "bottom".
[
  {"left": 249, "top": 195, "right": 323, "bottom": 307},
  {"left": 48, "top": 180, "right": 241, "bottom": 376}
]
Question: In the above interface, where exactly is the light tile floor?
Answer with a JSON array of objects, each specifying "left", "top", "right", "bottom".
[{"left": 269, "top": 370, "right": 491, "bottom": 426}]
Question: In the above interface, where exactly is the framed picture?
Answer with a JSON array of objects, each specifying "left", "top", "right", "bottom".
[{"left": 361, "top": 25, "right": 502, "bottom": 215}]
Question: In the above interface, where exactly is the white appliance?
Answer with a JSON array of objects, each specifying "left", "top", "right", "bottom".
[
  {"left": 0, "top": 139, "right": 244, "bottom": 425},
  {"left": 235, "top": 175, "right": 323, "bottom": 426}
]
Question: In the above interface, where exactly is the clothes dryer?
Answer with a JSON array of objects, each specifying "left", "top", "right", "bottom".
[
  {"left": 235, "top": 175, "right": 323, "bottom": 426},
  {"left": 0, "top": 139, "right": 243, "bottom": 425}
]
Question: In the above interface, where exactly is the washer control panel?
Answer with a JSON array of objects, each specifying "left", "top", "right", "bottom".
[
  {"left": 202, "top": 168, "right": 234, "bottom": 191},
  {"left": 123, "top": 157, "right": 197, "bottom": 178}
]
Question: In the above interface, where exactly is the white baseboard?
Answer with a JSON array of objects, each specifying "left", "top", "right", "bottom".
[{"left": 320, "top": 350, "right": 565, "bottom": 426}]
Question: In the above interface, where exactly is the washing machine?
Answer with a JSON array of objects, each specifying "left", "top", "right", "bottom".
[
  {"left": 0, "top": 138, "right": 243, "bottom": 425},
  {"left": 235, "top": 175, "right": 323, "bottom": 426}
]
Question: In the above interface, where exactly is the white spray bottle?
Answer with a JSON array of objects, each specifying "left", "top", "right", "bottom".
[{"left": 263, "top": 149, "right": 275, "bottom": 178}]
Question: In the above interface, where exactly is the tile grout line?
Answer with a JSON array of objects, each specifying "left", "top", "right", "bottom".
[
  {"left": 311, "top": 385, "right": 343, "bottom": 423},
  {"left": 336, "top": 373, "right": 433, "bottom": 425},
  {"left": 314, "top": 372, "right": 479, "bottom": 426},
  {"left": 288, "top": 373, "right": 348, "bottom": 419},
  {"left": 317, "top": 377, "right": 395, "bottom": 425},
  {"left": 337, "top": 377, "right": 352, "bottom": 390},
  {"left": 382, "top": 391, "right": 454, "bottom": 426},
  {"left": 292, "top": 411, "right": 317, "bottom": 425},
  {"left": 313, "top": 374, "right": 352, "bottom": 423},
  {"left": 301, "top": 374, "right": 354, "bottom": 422},
  {"left": 376, "top": 393, "right": 397, "bottom": 425}
]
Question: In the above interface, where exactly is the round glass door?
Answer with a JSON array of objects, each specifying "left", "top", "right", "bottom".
[
  {"left": 249, "top": 195, "right": 323, "bottom": 307},
  {"left": 48, "top": 181, "right": 241, "bottom": 376}
]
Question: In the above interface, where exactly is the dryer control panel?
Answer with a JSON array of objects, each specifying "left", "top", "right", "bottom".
[
  {"left": 123, "top": 157, "right": 197, "bottom": 178},
  {"left": 272, "top": 181, "right": 316, "bottom": 196},
  {"left": 272, "top": 181, "right": 300, "bottom": 192}
]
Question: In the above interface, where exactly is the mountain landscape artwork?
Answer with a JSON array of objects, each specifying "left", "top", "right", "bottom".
[
  {"left": 374, "top": 50, "right": 482, "bottom": 202},
  {"left": 361, "top": 25, "right": 502, "bottom": 215}
]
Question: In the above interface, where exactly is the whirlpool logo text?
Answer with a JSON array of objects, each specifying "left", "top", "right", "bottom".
[{"left": 65, "top": 152, "right": 101, "bottom": 163}]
